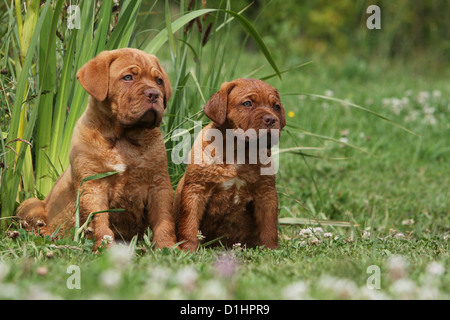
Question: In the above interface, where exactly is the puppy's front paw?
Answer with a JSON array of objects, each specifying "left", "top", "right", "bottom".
[{"left": 153, "top": 239, "right": 177, "bottom": 249}]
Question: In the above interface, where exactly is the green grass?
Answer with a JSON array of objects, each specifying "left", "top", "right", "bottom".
[{"left": 1, "top": 54, "right": 448, "bottom": 300}]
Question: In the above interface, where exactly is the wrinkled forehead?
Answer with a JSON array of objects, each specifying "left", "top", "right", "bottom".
[
  {"left": 110, "top": 51, "right": 160, "bottom": 77},
  {"left": 230, "top": 79, "right": 280, "bottom": 102}
]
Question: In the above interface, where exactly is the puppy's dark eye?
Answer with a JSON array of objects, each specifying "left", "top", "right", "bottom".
[
  {"left": 122, "top": 75, "right": 133, "bottom": 81},
  {"left": 243, "top": 101, "right": 252, "bottom": 107},
  {"left": 273, "top": 104, "right": 281, "bottom": 111},
  {"left": 156, "top": 78, "right": 163, "bottom": 86}
]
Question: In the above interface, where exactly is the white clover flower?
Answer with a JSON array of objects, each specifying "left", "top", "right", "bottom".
[
  {"left": 150, "top": 266, "right": 171, "bottom": 283},
  {"left": 325, "top": 90, "right": 334, "bottom": 97},
  {"left": 401, "top": 97, "right": 409, "bottom": 106},
  {"left": 198, "top": 280, "right": 228, "bottom": 300},
  {"left": 339, "top": 137, "right": 349, "bottom": 144},
  {"left": 432, "top": 90, "right": 441, "bottom": 99},
  {"left": 324, "top": 232, "right": 333, "bottom": 238},
  {"left": 391, "top": 279, "right": 417, "bottom": 299},
  {"left": 176, "top": 266, "right": 199, "bottom": 292},
  {"left": 391, "top": 98, "right": 403, "bottom": 115},
  {"left": 418, "top": 287, "right": 441, "bottom": 300},
  {"left": 423, "top": 114, "right": 437, "bottom": 125},
  {"left": 387, "top": 255, "right": 409, "bottom": 280},
  {"left": 318, "top": 275, "right": 358, "bottom": 299},
  {"left": 401, "top": 219, "right": 415, "bottom": 226},
  {"left": 299, "top": 228, "right": 313, "bottom": 238},
  {"left": 99, "top": 269, "right": 122, "bottom": 289},
  {"left": 26, "top": 285, "right": 62, "bottom": 300},
  {"left": 358, "top": 287, "right": 390, "bottom": 300},
  {"left": 394, "top": 233, "right": 405, "bottom": 239},
  {"left": 313, "top": 227, "right": 324, "bottom": 234},
  {"left": 109, "top": 244, "right": 133, "bottom": 269},
  {"left": 143, "top": 266, "right": 171, "bottom": 298},
  {"left": 382, "top": 98, "right": 391, "bottom": 107},
  {"left": 197, "top": 230, "right": 205, "bottom": 240},
  {"left": 362, "top": 230, "right": 371, "bottom": 239},
  {"left": 423, "top": 106, "right": 435, "bottom": 114},
  {"left": 426, "top": 262, "right": 445, "bottom": 276},
  {"left": 166, "top": 288, "right": 186, "bottom": 300},
  {"left": 417, "top": 91, "right": 430, "bottom": 104},
  {"left": 298, "top": 241, "right": 306, "bottom": 247},
  {"left": 404, "top": 110, "right": 419, "bottom": 122},
  {"left": 102, "top": 234, "right": 113, "bottom": 244}
]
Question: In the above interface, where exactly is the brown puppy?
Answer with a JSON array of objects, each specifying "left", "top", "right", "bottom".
[
  {"left": 17, "top": 48, "right": 176, "bottom": 250},
  {"left": 175, "top": 78, "right": 286, "bottom": 251}
]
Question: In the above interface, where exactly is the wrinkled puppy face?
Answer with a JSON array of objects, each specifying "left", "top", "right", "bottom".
[
  {"left": 77, "top": 48, "right": 172, "bottom": 129},
  {"left": 204, "top": 78, "right": 286, "bottom": 139}
]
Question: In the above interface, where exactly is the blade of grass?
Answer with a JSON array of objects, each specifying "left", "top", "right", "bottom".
[
  {"left": 74, "top": 208, "right": 125, "bottom": 242},
  {"left": 106, "top": 0, "right": 142, "bottom": 49},
  {"left": 285, "top": 92, "right": 419, "bottom": 137},
  {"left": 222, "top": 9, "right": 281, "bottom": 80},
  {"left": 15, "top": 0, "right": 40, "bottom": 195},
  {"left": 1, "top": 0, "right": 51, "bottom": 219},
  {"left": 259, "top": 61, "right": 314, "bottom": 81},
  {"left": 144, "top": 9, "right": 216, "bottom": 54},
  {"left": 36, "top": 0, "right": 64, "bottom": 195},
  {"left": 73, "top": 171, "right": 121, "bottom": 242},
  {"left": 286, "top": 126, "right": 370, "bottom": 154},
  {"left": 145, "top": 8, "right": 281, "bottom": 79},
  {"left": 164, "top": 0, "right": 177, "bottom": 58},
  {"left": 279, "top": 217, "right": 359, "bottom": 227}
]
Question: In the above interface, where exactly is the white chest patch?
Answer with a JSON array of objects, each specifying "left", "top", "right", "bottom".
[{"left": 108, "top": 162, "right": 127, "bottom": 173}]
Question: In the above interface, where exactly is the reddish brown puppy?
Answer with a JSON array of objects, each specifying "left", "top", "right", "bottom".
[
  {"left": 17, "top": 48, "right": 177, "bottom": 250},
  {"left": 175, "top": 78, "right": 286, "bottom": 251}
]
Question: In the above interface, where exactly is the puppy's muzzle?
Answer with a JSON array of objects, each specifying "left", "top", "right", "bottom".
[
  {"left": 145, "top": 89, "right": 160, "bottom": 104},
  {"left": 263, "top": 114, "right": 277, "bottom": 128}
]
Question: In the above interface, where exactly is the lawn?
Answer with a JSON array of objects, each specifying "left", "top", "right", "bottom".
[{"left": 0, "top": 1, "right": 448, "bottom": 301}]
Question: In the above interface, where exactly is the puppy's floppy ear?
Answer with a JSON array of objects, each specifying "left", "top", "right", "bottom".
[
  {"left": 76, "top": 51, "right": 117, "bottom": 102},
  {"left": 203, "top": 81, "right": 236, "bottom": 126},
  {"left": 152, "top": 55, "right": 172, "bottom": 108}
]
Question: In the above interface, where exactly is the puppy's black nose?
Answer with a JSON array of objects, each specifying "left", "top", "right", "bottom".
[
  {"left": 263, "top": 114, "right": 277, "bottom": 128},
  {"left": 144, "top": 89, "right": 160, "bottom": 103}
]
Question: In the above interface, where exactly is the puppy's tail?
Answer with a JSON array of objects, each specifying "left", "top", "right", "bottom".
[{"left": 16, "top": 198, "right": 49, "bottom": 235}]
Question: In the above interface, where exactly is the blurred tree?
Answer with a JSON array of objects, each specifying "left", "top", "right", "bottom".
[{"left": 229, "top": 0, "right": 449, "bottom": 62}]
